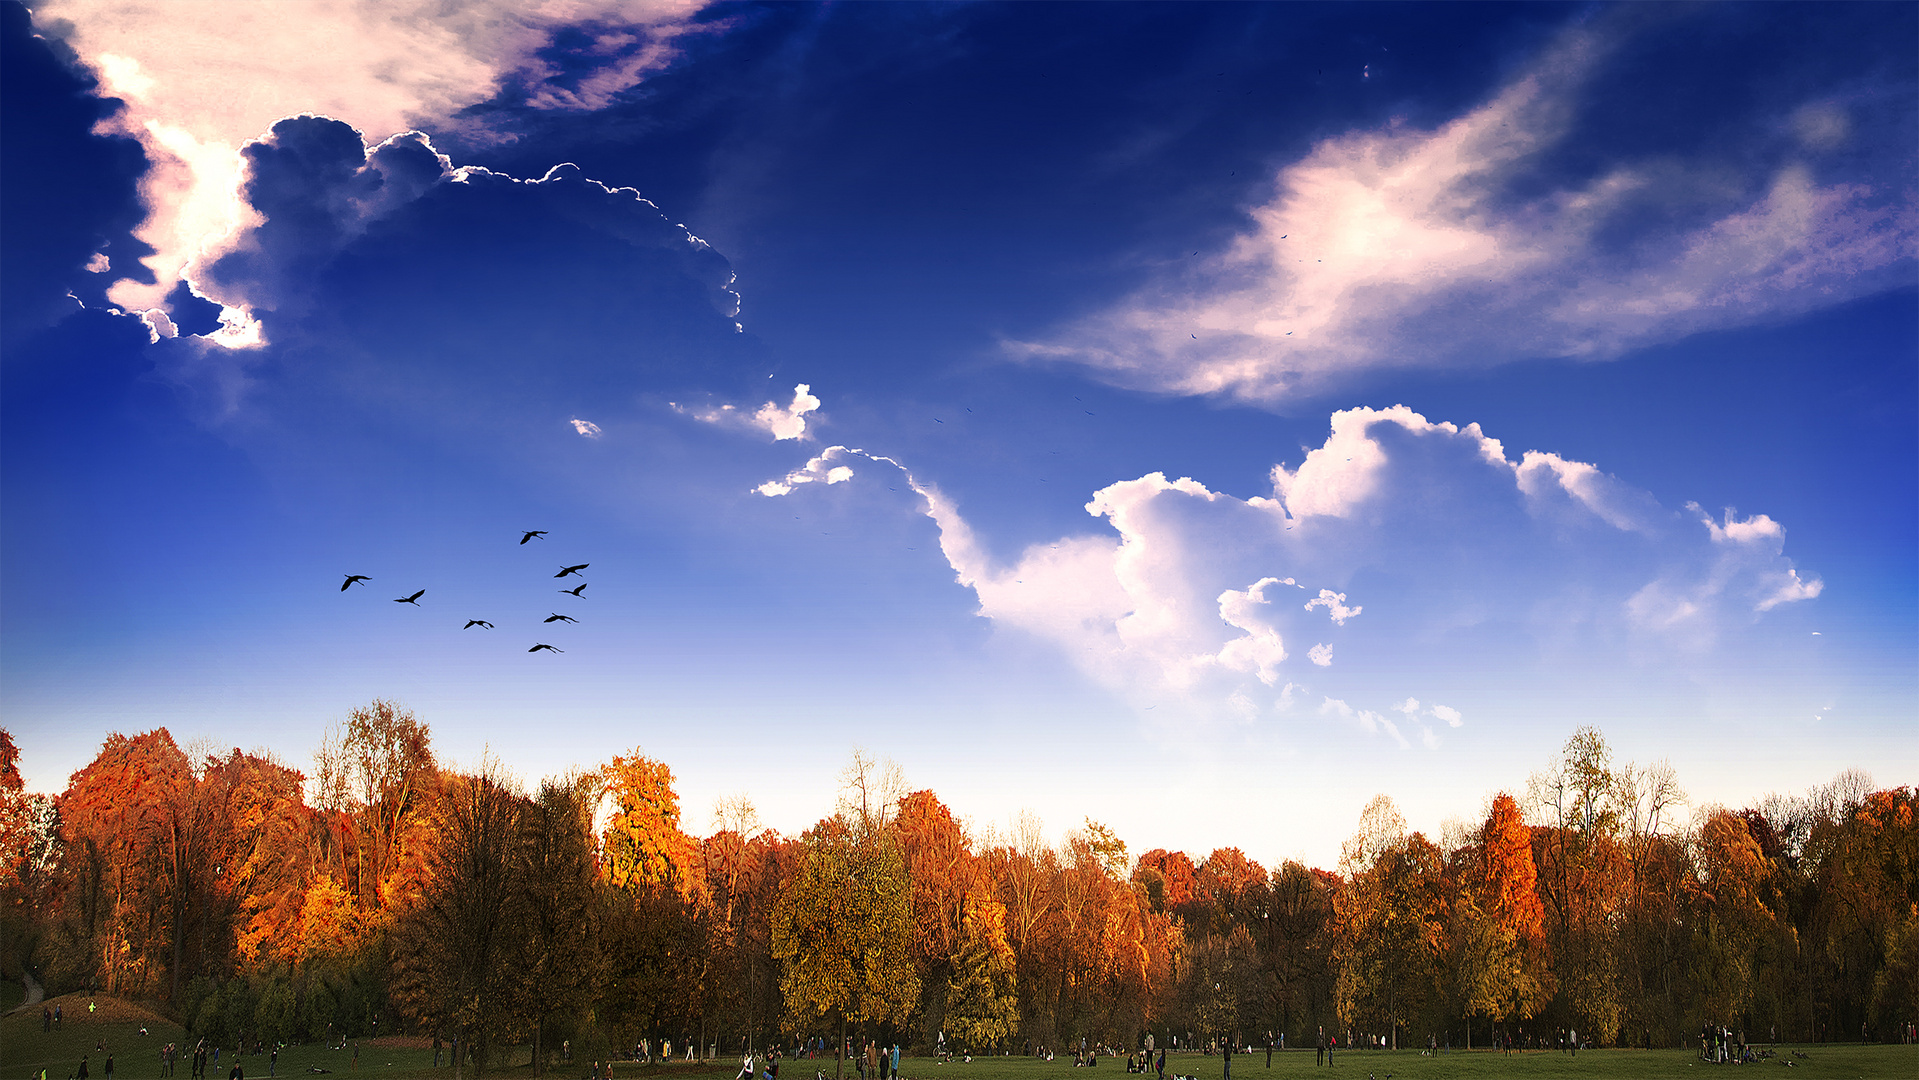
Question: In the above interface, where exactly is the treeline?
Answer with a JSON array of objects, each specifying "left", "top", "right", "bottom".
[{"left": 0, "top": 709, "right": 1914, "bottom": 1073}]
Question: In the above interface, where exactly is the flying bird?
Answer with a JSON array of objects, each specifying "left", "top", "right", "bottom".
[
  {"left": 560, "top": 583, "right": 587, "bottom": 597},
  {"left": 463, "top": 620, "right": 494, "bottom": 630},
  {"left": 544, "top": 613, "right": 577, "bottom": 624},
  {"left": 528, "top": 643, "right": 563, "bottom": 653},
  {"left": 555, "top": 564, "right": 588, "bottom": 578},
  {"left": 340, "top": 574, "right": 370, "bottom": 591},
  {"left": 519, "top": 530, "right": 548, "bottom": 545},
  {"left": 394, "top": 590, "right": 425, "bottom": 605}
]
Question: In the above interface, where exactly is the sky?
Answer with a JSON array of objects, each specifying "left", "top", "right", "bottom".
[{"left": 3, "top": 0, "right": 1914, "bottom": 869}]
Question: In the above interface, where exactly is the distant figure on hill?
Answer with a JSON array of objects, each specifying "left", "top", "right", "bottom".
[{"left": 77, "top": 1056, "right": 90, "bottom": 1080}]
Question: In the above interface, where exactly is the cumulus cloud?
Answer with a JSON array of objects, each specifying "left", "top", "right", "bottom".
[
  {"left": 41, "top": 0, "right": 713, "bottom": 338},
  {"left": 762, "top": 404, "right": 1822, "bottom": 733},
  {"left": 680, "top": 384, "right": 822, "bottom": 441},
  {"left": 1012, "top": 21, "right": 1916, "bottom": 402},
  {"left": 570, "top": 418, "right": 603, "bottom": 438}
]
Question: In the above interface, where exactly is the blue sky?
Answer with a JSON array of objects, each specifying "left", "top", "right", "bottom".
[{"left": 4, "top": 0, "right": 1914, "bottom": 866}]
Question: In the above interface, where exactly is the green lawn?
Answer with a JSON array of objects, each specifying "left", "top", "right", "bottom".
[{"left": 8, "top": 1005, "right": 1916, "bottom": 1080}]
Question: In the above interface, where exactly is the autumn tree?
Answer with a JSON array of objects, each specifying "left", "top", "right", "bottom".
[
  {"left": 315, "top": 701, "right": 435, "bottom": 915},
  {"left": 51, "top": 729, "right": 197, "bottom": 996},
  {"left": 772, "top": 759, "right": 918, "bottom": 1077},
  {"left": 391, "top": 763, "right": 525, "bottom": 1079},
  {"left": 897, "top": 790, "right": 977, "bottom": 1045},
  {"left": 1529, "top": 727, "right": 1627, "bottom": 1041},
  {"left": 1452, "top": 793, "right": 1552, "bottom": 1046},
  {"left": 600, "top": 749, "right": 703, "bottom": 902},
  {"left": 0, "top": 729, "right": 57, "bottom": 980}
]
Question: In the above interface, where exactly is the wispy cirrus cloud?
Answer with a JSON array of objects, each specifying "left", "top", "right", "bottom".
[
  {"left": 760, "top": 405, "right": 1821, "bottom": 740},
  {"left": 1012, "top": 20, "right": 1916, "bottom": 402},
  {"left": 39, "top": 0, "right": 715, "bottom": 340}
]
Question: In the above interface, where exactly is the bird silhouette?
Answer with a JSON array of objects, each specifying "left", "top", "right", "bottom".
[
  {"left": 341, "top": 574, "right": 370, "bottom": 591},
  {"left": 394, "top": 590, "right": 425, "bottom": 605},
  {"left": 519, "top": 530, "right": 547, "bottom": 545},
  {"left": 528, "top": 643, "right": 563, "bottom": 653},
  {"left": 555, "top": 563, "right": 588, "bottom": 578},
  {"left": 544, "top": 613, "right": 577, "bottom": 624},
  {"left": 560, "top": 583, "right": 587, "bottom": 597},
  {"left": 463, "top": 620, "right": 494, "bottom": 630}
]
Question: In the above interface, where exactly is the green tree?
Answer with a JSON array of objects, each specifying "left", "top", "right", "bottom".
[
  {"left": 943, "top": 892, "right": 1019, "bottom": 1051},
  {"left": 1334, "top": 796, "right": 1446, "bottom": 1050}
]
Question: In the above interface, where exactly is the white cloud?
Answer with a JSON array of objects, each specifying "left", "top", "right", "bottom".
[
  {"left": 1012, "top": 22, "right": 1915, "bottom": 402},
  {"left": 570, "top": 418, "right": 603, "bottom": 438},
  {"left": 677, "top": 384, "right": 824, "bottom": 441},
  {"left": 761, "top": 404, "right": 1821, "bottom": 731},
  {"left": 42, "top": 0, "right": 713, "bottom": 340},
  {"left": 86, "top": 253, "right": 111, "bottom": 273},
  {"left": 1215, "top": 578, "right": 1289, "bottom": 686},
  {"left": 1321, "top": 697, "right": 1408, "bottom": 749},
  {"left": 1393, "top": 697, "right": 1420, "bottom": 716},
  {"left": 1304, "top": 588, "right": 1362, "bottom": 625},
  {"left": 753, "top": 384, "right": 823, "bottom": 441}
]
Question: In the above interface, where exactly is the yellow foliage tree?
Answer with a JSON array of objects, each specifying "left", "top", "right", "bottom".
[
  {"left": 600, "top": 750, "right": 703, "bottom": 902},
  {"left": 771, "top": 819, "right": 918, "bottom": 1077}
]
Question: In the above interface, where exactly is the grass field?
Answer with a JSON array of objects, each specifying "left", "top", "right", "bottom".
[{"left": 7, "top": 998, "right": 1916, "bottom": 1080}]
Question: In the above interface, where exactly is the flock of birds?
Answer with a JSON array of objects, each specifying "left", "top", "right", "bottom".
[{"left": 339, "top": 530, "right": 587, "bottom": 654}]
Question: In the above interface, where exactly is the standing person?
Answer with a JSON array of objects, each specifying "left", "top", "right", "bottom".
[
  {"left": 890, "top": 1045, "right": 899, "bottom": 1080},
  {"left": 44, "top": 1005, "right": 52, "bottom": 1032},
  {"left": 1265, "top": 1034, "right": 1272, "bottom": 1069},
  {"left": 1314, "top": 1029, "right": 1323, "bottom": 1068},
  {"left": 1222, "top": 1034, "right": 1232, "bottom": 1080},
  {"left": 56, "top": 1004, "right": 63, "bottom": 1029},
  {"left": 105, "top": 1054, "right": 114, "bottom": 1080},
  {"left": 269, "top": 1048, "right": 276, "bottom": 1078}
]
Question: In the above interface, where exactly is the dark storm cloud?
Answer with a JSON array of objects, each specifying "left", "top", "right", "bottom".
[
  {"left": 166, "top": 115, "right": 752, "bottom": 422},
  {"left": 0, "top": 1, "right": 148, "bottom": 345}
]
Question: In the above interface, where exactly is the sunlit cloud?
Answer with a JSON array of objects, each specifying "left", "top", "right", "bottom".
[
  {"left": 680, "top": 384, "right": 822, "bottom": 441},
  {"left": 761, "top": 404, "right": 1822, "bottom": 733},
  {"left": 1012, "top": 21, "right": 1916, "bottom": 401},
  {"left": 570, "top": 418, "right": 603, "bottom": 438},
  {"left": 41, "top": 0, "right": 714, "bottom": 342}
]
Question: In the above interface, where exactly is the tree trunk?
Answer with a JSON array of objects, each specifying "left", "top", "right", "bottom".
[
  {"left": 837, "top": 1014, "right": 846, "bottom": 1080},
  {"left": 533, "top": 1013, "right": 543, "bottom": 1078}
]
